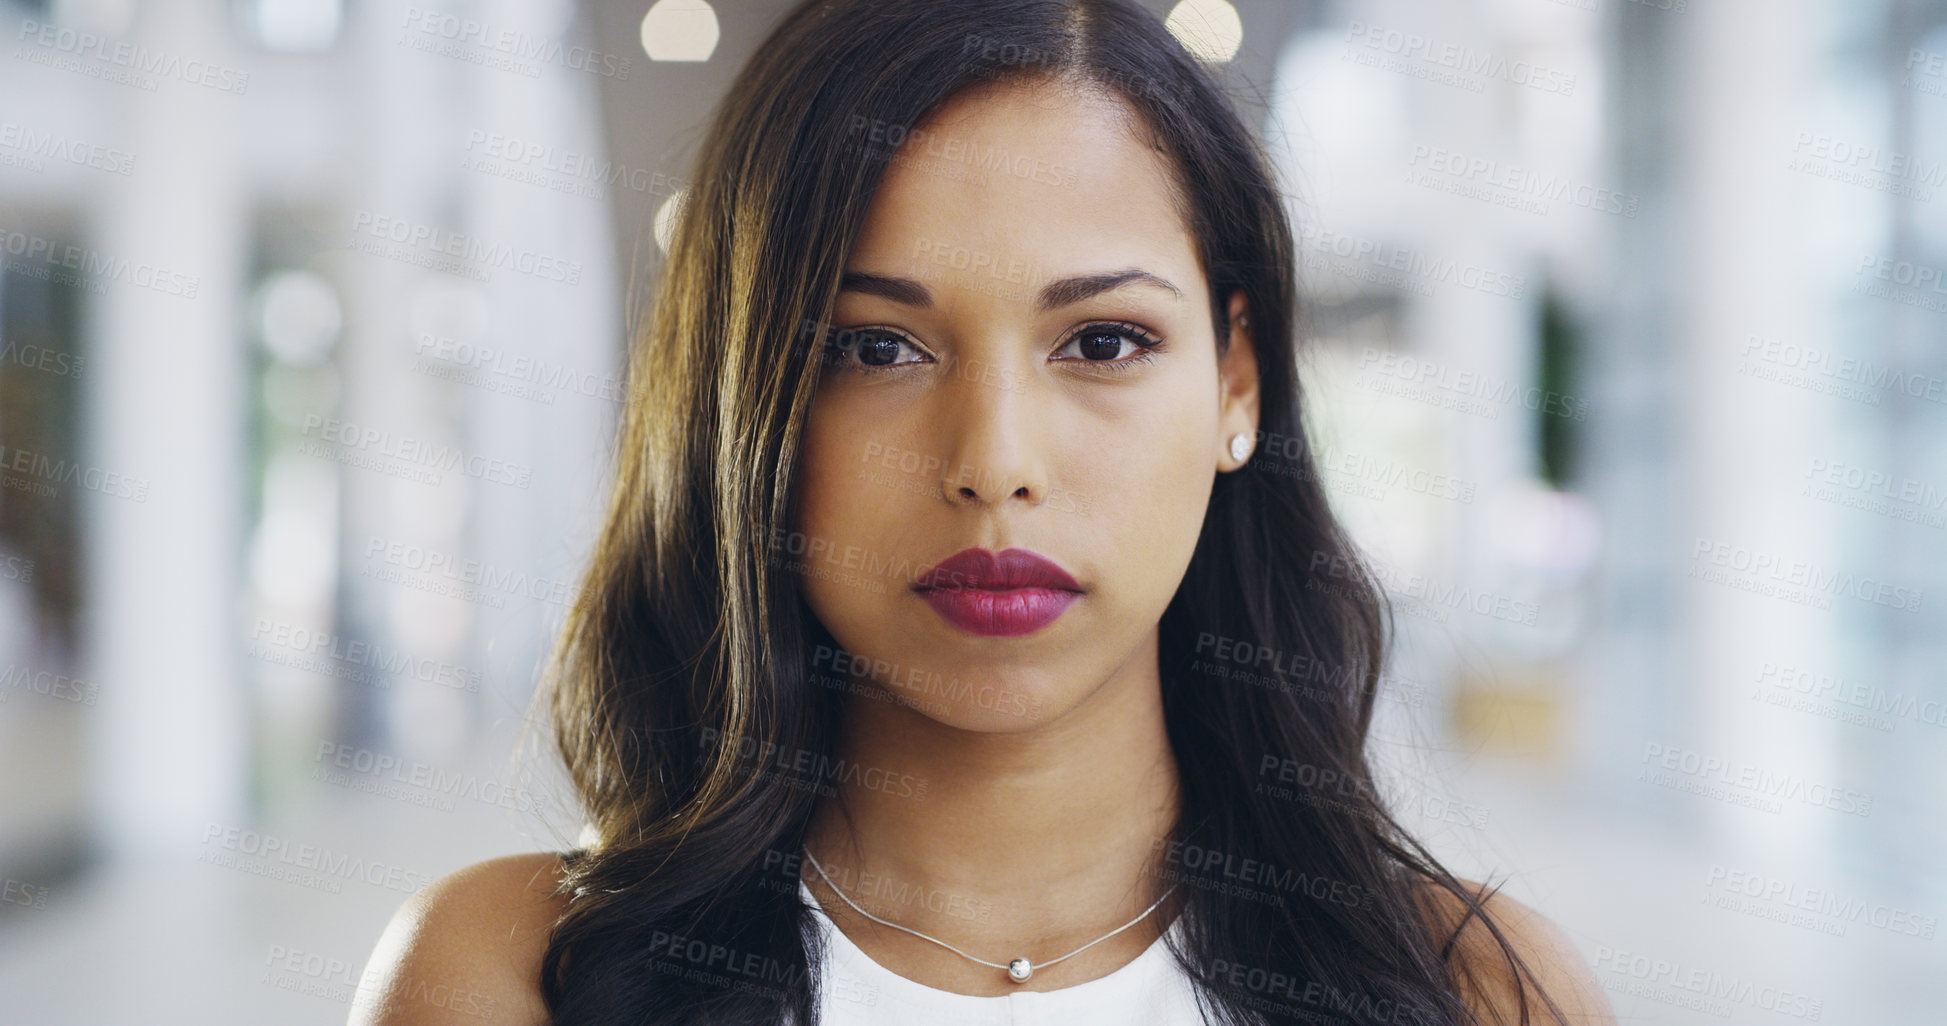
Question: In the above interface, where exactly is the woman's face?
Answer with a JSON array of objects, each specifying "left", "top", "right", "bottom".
[{"left": 793, "top": 79, "right": 1259, "bottom": 732}]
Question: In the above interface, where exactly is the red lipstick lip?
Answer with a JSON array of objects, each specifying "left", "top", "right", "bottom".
[
  {"left": 912, "top": 548, "right": 1081, "bottom": 593},
  {"left": 912, "top": 548, "right": 1083, "bottom": 637}
]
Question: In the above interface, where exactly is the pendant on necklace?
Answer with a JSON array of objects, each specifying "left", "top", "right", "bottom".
[{"left": 1007, "top": 958, "right": 1033, "bottom": 983}]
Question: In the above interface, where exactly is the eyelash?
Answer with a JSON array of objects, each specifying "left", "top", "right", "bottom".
[{"left": 821, "top": 321, "right": 1169, "bottom": 376}]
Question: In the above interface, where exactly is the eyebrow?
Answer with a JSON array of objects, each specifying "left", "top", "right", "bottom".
[{"left": 839, "top": 267, "right": 1183, "bottom": 312}]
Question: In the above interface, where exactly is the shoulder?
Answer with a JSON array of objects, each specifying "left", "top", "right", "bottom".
[
  {"left": 349, "top": 852, "right": 574, "bottom": 1026},
  {"left": 1422, "top": 876, "right": 1616, "bottom": 1026}
]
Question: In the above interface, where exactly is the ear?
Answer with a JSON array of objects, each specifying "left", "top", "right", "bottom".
[{"left": 1217, "top": 290, "right": 1261, "bottom": 473}]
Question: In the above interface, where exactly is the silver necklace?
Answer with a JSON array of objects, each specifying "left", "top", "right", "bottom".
[{"left": 800, "top": 846, "right": 1179, "bottom": 983}]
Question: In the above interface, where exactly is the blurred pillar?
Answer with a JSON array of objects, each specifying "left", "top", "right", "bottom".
[
  {"left": 1672, "top": 0, "right": 1835, "bottom": 858},
  {"left": 84, "top": 0, "right": 250, "bottom": 859},
  {"left": 464, "top": 0, "right": 623, "bottom": 732},
  {"left": 325, "top": 0, "right": 464, "bottom": 762},
  {"left": 1581, "top": 0, "right": 1691, "bottom": 814}
]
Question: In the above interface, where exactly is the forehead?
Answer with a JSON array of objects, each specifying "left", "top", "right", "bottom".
[{"left": 846, "top": 79, "right": 1198, "bottom": 289}]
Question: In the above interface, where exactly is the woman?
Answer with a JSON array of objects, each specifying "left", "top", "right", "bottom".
[{"left": 351, "top": 0, "right": 1615, "bottom": 1023}]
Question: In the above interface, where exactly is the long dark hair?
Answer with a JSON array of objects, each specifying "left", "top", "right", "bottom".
[{"left": 535, "top": 1, "right": 1573, "bottom": 1023}]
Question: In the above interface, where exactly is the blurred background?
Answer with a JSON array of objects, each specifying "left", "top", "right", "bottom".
[{"left": 1, "top": 0, "right": 1943, "bottom": 1021}]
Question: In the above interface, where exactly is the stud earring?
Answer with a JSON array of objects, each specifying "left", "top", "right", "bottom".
[{"left": 1228, "top": 433, "right": 1252, "bottom": 463}]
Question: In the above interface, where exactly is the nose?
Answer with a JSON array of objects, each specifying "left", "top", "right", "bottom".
[{"left": 934, "top": 357, "right": 1047, "bottom": 510}]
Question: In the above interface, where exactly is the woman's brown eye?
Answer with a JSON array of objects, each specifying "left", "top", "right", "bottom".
[
  {"left": 858, "top": 333, "right": 904, "bottom": 366},
  {"left": 1058, "top": 323, "right": 1164, "bottom": 368},
  {"left": 1076, "top": 328, "right": 1127, "bottom": 361},
  {"left": 825, "top": 328, "right": 923, "bottom": 371}
]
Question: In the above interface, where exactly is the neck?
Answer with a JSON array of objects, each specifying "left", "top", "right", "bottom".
[{"left": 800, "top": 634, "right": 1183, "bottom": 960}]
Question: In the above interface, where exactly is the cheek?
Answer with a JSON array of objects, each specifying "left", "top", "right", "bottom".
[
  {"left": 795, "top": 410, "right": 869, "bottom": 547},
  {"left": 1059, "top": 400, "right": 1217, "bottom": 600},
  {"left": 791, "top": 405, "right": 915, "bottom": 611},
  {"left": 1067, "top": 381, "right": 1216, "bottom": 514}
]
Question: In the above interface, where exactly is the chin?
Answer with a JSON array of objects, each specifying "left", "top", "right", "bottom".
[{"left": 858, "top": 657, "right": 1070, "bottom": 731}]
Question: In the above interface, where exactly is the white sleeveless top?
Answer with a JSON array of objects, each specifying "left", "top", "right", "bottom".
[{"left": 799, "top": 877, "right": 1209, "bottom": 1024}]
